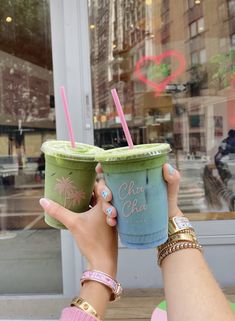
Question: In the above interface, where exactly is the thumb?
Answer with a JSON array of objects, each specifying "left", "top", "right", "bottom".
[
  {"left": 162, "top": 164, "right": 183, "bottom": 218},
  {"left": 39, "top": 198, "right": 76, "bottom": 229}
]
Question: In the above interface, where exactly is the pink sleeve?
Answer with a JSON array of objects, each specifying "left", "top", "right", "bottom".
[{"left": 60, "top": 307, "right": 99, "bottom": 321}]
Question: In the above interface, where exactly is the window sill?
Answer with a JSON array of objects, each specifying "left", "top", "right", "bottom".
[{"left": 187, "top": 211, "right": 235, "bottom": 221}]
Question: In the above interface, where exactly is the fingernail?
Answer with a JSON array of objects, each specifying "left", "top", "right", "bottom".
[
  {"left": 102, "top": 190, "right": 109, "bottom": 199},
  {"left": 107, "top": 217, "right": 112, "bottom": 226},
  {"left": 39, "top": 198, "right": 50, "bottom": 209},
  {"left": 168, "top": 164, "right": 175, "bottom": 176},
  {"left": 106, "top": 207, "right": 113, "bottom": 217}
]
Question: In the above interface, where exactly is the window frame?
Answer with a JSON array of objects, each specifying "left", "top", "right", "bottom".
[{"left": 0, "top": 0, "right": 93, "bottom": 317}]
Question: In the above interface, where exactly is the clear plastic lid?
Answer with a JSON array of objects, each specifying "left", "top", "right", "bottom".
[
  {"left": 41, "top": 140, "right": 103, "bottom": 161},
  {"left": 95, "top": 143, "right": 171, "bottom": 162}
]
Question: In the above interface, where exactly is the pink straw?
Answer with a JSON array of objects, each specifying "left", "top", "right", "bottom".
[
  {"left": 60, "top": 86, "right": 76, "bottom": 148},
  {"left": 111, "top": 89, "right": 134, "bottom": 149}
]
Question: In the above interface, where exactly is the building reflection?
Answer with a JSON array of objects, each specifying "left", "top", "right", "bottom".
[
  {"left": 89, "top": 0, "right": 235, "bottom": 213},
  {"left": 89, "top": 0, "right": 235, "bottom": 151},
  {"left": 0, "top": 0, "right": 55, "bottom": 230}
]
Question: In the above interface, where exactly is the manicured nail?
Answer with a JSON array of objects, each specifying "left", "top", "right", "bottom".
[
  {"left": 106, "top": 207, "right": 113, "bottom": 217},
  {"left": 102, "top": 190, "right": 109, "bottom": 199},
  {"left": 168, "top": 164, "right": 175, "bottom": 176},
  {"left": 39, "top": 198, "right": 50, "bottom": 209},
  {"left": 107, "top": 217, "right": 112, "bottom": 226}
]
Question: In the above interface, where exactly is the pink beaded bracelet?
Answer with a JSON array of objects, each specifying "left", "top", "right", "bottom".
[{"left": 81, "top": 270, "right": 122, "bottom": 301}]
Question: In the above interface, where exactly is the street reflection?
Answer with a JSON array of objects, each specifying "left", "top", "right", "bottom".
[{"left": 89, "top": 0, "right": 235, "bottom": 216}]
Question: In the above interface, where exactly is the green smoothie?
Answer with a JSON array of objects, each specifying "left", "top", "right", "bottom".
[
  {"left": 96, "top": 143, "right": 171, "bottom": 249},
  {"left": 41, "top": 140, "right": 103, "bottom": 229}
]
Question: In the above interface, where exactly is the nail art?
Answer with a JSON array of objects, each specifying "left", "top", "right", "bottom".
[
  {"left": 102, "top": 190, "right": 109, "bottom": 199},
  {"left": 168, "top": 164, "right": 175, "bottom": 176},
  {"left": 106, "top": 207, "right": 113, "bottom": 216}
]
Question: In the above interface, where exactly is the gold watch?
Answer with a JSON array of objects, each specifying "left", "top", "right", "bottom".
[{"left": 168, "top": 216, "right": 194, "bottom": 236}]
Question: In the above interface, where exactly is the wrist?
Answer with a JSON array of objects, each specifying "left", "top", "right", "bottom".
[
  {"left": 89, "top": 261, "right": 117, "bottom": 279},
  {"left": 168, "top": 205, "right": 183, "bottom": 219},
  {"left": 80, "top": 281, "right": 111, "bottom": 319},
  {"left": 81, "top": 269, "right": 122, "bottom": 302}
]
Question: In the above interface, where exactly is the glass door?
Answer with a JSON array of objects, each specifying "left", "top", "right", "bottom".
[{"left": 0, "top": 0, "right": 62, "bottom": 295}]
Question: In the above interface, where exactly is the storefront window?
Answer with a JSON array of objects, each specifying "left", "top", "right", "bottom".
[
  {"left": 0, "top": 0, "right": 62, "bottom": 294},
  {"left": 89, "top": 0, "right": 235, "bottom": 220}
]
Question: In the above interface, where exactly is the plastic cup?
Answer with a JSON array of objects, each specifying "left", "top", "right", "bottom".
[
  {"left": 41, "top": 140, "right": 103, "bottom": 229},
  {"left": 96, "top": 143, "right": 171, "bottom": 249}
]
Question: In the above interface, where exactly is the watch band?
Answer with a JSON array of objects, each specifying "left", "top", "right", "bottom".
[
  {"left": 81, "top": 270, "right": 122, "bottom": 301},
  {"left": 168, "top": 216, "right": 194, "bottom": 236}
]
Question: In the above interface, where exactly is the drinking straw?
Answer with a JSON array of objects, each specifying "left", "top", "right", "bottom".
[
  {"left": 111, "top": 89, "right": 134, "bottom": 149},
  {"left": 60, "top": 86, "right": 76, "bottom": 148}
]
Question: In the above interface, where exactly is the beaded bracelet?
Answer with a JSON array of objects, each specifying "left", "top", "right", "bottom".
[{"left": 158, "top": 241, "right": 203, "bottom": 266}]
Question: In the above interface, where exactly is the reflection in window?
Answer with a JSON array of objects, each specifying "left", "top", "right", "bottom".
[
  {"left": 231, "top": 34, "right": 235, "bottom": 48},
  {"left": 190, "top": 21, "right": 197, "bottom": 37},
  {"left": 198, "top": 17, "right": 204, "bottom": 33},
  {"left": 89, "top": 0, "right": 235, "bottom": 218},
  {"left": 191, "top": 51, "right": 198, "bottom": 64},
  {"left": 199, "top": 48, "right": 206, "bottom": 64},
  {"left": 229, "top": 0, "right": 235, "bottom": 17},
  {"left": 189, "top": 17, "right": 204, "bottom": 38},
  {"left": 0, "top": 0, "right": 62, "bottom": 294}
]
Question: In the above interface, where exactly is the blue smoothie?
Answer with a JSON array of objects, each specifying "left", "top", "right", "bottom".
[{"left": 96, "top": 144, "right": 171, "bottom": 249}]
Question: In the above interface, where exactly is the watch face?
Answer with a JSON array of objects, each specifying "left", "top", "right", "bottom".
[{"left": 173, "top": 216, "right": 193, "bottom": 229}]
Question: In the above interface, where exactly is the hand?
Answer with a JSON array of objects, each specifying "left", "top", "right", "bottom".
[
  {"left": 39, "top": 174, "right": 118, "bottom": 278},
  {"left": 101, "top": 163, "right": 183, "bottom": 226},
  {"left": 163, "top": 163, "right": 183, "bottom": 219}
]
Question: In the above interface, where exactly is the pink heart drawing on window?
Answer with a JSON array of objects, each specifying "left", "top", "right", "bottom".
[{"left": 135, "top": 50, "right": 186, "bottom": 95}]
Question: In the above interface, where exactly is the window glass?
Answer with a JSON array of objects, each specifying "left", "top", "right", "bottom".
[
  {"left": 89, "top": 0, "right": 235, "bottom": 220},
  {"left": 229, "top": 0, "right": 235, "bottom": 16},
  {"left": 198, "top": 17, "right": 204, "bottom": 33},
  {"left": 190, "top": 21, "right": 197, "bottom": 37},
  {"left": 188, "top": 0, "right": 195, "bottom": 8},
  {"left": 231, "top": 34, "right": 235, "bottom": 48},
  {"left": 0, "top": 0, "right": 62, "bottom": 294},
  {"left": 191, "top": 51, "right": 198, "bottom": 64},
  {"left": 199, "top": 48, "right": 206, "bottom": 64}
]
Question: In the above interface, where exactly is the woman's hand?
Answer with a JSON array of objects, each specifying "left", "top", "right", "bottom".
[
  {"left": 39, "top": 171, "right": 118, "bottom": 278},
  {"left": 101, "top": 163, "right": 183, "bottom": 227},
  {"left": 163, "top": 163, "right": 183, "bottom": 218}
]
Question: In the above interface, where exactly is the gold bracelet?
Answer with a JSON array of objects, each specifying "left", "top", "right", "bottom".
[
  {"left": 158, "top": 241, "right": 202, "bottom": 266},
  {"left": 168, "top": 232, "right": 198, "bottom": 243},
  {"left": 158, "top": 238, "right": 197, "bottom": 258},
  {"left": 71, "top": 296, "right": 101, "bottom": 320},
  {"left": 171, "top": 228, "right": 196, "bottom": 236},
  {"left": 158, "top": 230, "right": 197, "bottom": 252},
  {"left": 158, "top": 240, "right": 178, "bottom": 252},
  {"left": 158, "top": 231, "right": 201, "bottom": 258},
  {"left": 158, "top": 241, "right": 203, "bottom": 266}
]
